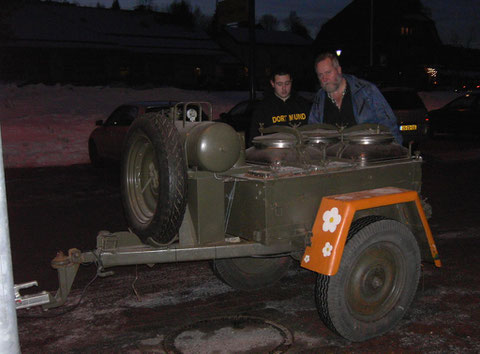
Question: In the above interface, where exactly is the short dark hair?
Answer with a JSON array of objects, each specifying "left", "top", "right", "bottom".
[
  {"left": 270, "top": 66, "right": 292, "bottom": 82},
  {"left": 314, "top": 52, "right": 340, "bottom": 68}
]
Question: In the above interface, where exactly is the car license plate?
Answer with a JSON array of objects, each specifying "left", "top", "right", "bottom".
[{"left": 400, "top": 125, "right": 417, "bottom": 131}]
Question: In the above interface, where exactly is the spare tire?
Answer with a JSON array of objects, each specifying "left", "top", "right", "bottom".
[{"left": 121, "top": 112, "right": 187, "bottom": 244}]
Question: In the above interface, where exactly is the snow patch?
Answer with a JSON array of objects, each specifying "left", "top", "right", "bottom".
[
  {"left": 0, "top": 83, "right": 249, "bottom": 168},
  {"left": 174, "top": 327, "right": 283, "bottom": 354},
  {"left": 121, "top": 281, "right": 233, "bottom": 308},
  {"left": 263, "top": 294, "right": 316, "bottom": 315},
  {"left": 293, "top": 331, "right": 328, "bottom": 347}
]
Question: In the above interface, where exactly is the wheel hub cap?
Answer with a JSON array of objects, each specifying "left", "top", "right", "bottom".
[{"left": 347, "top": 243, "right": 404, "bottom": 321}]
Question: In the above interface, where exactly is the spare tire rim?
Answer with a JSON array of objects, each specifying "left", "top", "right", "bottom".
[{"left": 126, "top": 133, "right": 159, "bottom": 225}]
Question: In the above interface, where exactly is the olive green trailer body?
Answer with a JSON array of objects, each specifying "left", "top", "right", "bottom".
[{"left": 224, "top": 160, "right": 421, "bottom": 245}]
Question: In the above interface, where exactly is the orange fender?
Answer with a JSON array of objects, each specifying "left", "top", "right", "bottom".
[{"left": 301, "top": 187, "right": 441, "bottom": 275}]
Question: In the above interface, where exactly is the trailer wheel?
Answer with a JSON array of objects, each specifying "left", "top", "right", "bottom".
[
  {"left": 121, "top": 113, "right": 187, "bottom": 244},
  {"left": 315, "top": 218, "right": 421, "bottom": 342},
  {"left": 213, "top": 256, "right": 292, "bottom": 291}
]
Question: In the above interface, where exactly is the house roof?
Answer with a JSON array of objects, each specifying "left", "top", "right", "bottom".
[
  {"left": 225, "top": 27, "right": 312, "bottom": 46},
  {"left": 3, "top": 2, "right": 224, "bottom": 56}
]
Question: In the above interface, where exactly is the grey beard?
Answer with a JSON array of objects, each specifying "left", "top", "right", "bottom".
[{"left": 322, "top": 81, "right": 341, "bottom": 93}]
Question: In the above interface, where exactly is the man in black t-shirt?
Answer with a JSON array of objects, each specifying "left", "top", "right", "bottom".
[{"left": 248, "top": 68, "right": 311, "bottom": 146}]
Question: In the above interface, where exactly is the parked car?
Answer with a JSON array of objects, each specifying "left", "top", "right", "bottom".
[
  {"left": 216, "top": 99, "right": 260, "bottom": 145},
  {"left": 428, "top": 92, "right": 480, "bottom": 137},
  {"left": 88, "top": 101, "right": 208, "bottom": 166},
  {"left": 380, "top": 87, "right": 430, "bottom": 146},
  {"left": 217, "top": 99, "right": 258, "bottom": 131}
]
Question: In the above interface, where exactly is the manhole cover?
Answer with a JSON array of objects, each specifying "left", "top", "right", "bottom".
[{"left": 162, "top": 315, "right": 293, "bottom": 353}]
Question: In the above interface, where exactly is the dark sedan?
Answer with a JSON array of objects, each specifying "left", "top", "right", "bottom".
[
  {"left": 428, "top": 92, "right": 480, "bottom": 137},
  {"left": 88, "top": 101, "right": 176, "bottom": 166},
  {"left": 216, "top": 99, "right": 260, "bottom": 144},
  {"left": 380, "top": 87, "right": 430, "bottom": 146}
]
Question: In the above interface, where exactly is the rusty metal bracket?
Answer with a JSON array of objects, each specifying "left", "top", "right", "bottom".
[{"left": 42, "top": 249, "right": 82, "bottom": 309}]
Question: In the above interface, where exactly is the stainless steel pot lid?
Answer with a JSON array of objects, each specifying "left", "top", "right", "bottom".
[
  {"left": 342, "top": 131, "right": 394, "bottom": 145},
  {"left": 252, "top": 133, "right": 297, "bottom": 148},
  {"left": 302, "top": 130, "right": 340, "bottom": 144}
]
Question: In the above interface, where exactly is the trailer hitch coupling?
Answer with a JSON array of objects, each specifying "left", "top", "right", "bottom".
[
  {"left": 14, "top": 281, "right": 51, "bottom": 309},
  {"left": 42, "top": 248, "right": 84, "bottom": 309}
]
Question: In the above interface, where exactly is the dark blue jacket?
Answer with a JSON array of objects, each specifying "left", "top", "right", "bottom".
[{"left": 308, "top": 74, "right": 402, "bottom": 144}]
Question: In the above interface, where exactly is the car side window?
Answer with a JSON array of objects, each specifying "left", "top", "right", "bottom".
[
  {"left": 120, "top": 106, "right": 138, "bottom": 125},
  {"left": 105, "top": 106, "right": 138, "bottom": 126},
  {"left": 229, "top": 101, "right": 249, "bottom": 116}
]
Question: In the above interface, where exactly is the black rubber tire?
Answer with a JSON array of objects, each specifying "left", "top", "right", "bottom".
[
  {"left": 88, "top": 139, "right": 103, "bottom": 167},
  {"left": 121, "top": 112, "right": 187, "bottom": 244},
  {"left": 213, "top": 256, "right": 292, "bottom": 291},
  {"left": 315, "top": 217, "right": 421, "bottom": 342}
]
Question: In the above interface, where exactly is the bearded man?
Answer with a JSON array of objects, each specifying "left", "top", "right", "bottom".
[{"left": 309, "top": 52, "right": 402, "bottom": 144}]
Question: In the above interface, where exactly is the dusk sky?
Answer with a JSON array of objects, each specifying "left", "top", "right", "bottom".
[{"left": 63, "top": 0, "right": 479, "bottom": 49}]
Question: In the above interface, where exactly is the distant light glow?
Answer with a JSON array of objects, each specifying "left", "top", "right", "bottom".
[
  {"left": 336, "top": 49, "right": 342, "bottom": 56},
  {"left": 425, "top": 67, "right": 437, "bottom": 79}
]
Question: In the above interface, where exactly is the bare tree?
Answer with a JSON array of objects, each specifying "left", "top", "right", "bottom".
[
  {"left": 464, "top": 25, "right": 477, "bottom": 48},
  {"left": 259, "top": 14, "right": 279, "bottom": 31},
  {"left": 193, "top": 6, "right": 211, "bottom": 30},
  {"left": 283, "top": 11, "right": 310, "bottom": 39},
  {"left": 168, "top": 1, "right": 195, "bottom": 27},
  {"left": 448, "top": 31, "right": 461, "bottom": 47},
  {"left": 135, "top": 0, "right": 155, "bottom": 11},
  {"left": 111, "top": 0, "right": 120, "bottom": 10}
]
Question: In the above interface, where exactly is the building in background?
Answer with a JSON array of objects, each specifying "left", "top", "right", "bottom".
[
  {"left": 0, "top": 1, "right": 233, "bottom": 88},
  {"left": 215, "top": 26, "right": 314, "bottom": 90},
  {"left": 313, "top": 0, "right": 480, "bottom": 90}
]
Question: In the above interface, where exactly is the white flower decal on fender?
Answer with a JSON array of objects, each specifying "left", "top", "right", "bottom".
[
  {"left": 322, "top": 242, "right": 333, "bottom": 257},
  {"left": 303, "top": 255, "right": 310, "bottom": 263},
  {"left": 322, "top": 207, "right": 342, "bottom": 233}
]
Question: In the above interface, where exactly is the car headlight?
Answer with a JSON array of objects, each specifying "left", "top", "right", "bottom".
[{"left": 186, "top": 108, "right": 198, "bottom": 122}]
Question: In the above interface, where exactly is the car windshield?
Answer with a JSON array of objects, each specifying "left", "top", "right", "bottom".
[
  {"left": 146, "top": 106, "right": 168, "bottom": 113},
  {"left": 382, "top": 90, "right": 425, "bottom": 110}
]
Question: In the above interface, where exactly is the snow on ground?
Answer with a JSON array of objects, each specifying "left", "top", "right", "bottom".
[
  {"left": 0, "top": 83, "right": 250, "bottom": 168},
  {"left": 0, "top": 83, "right": 460, "bottom": 168}
]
